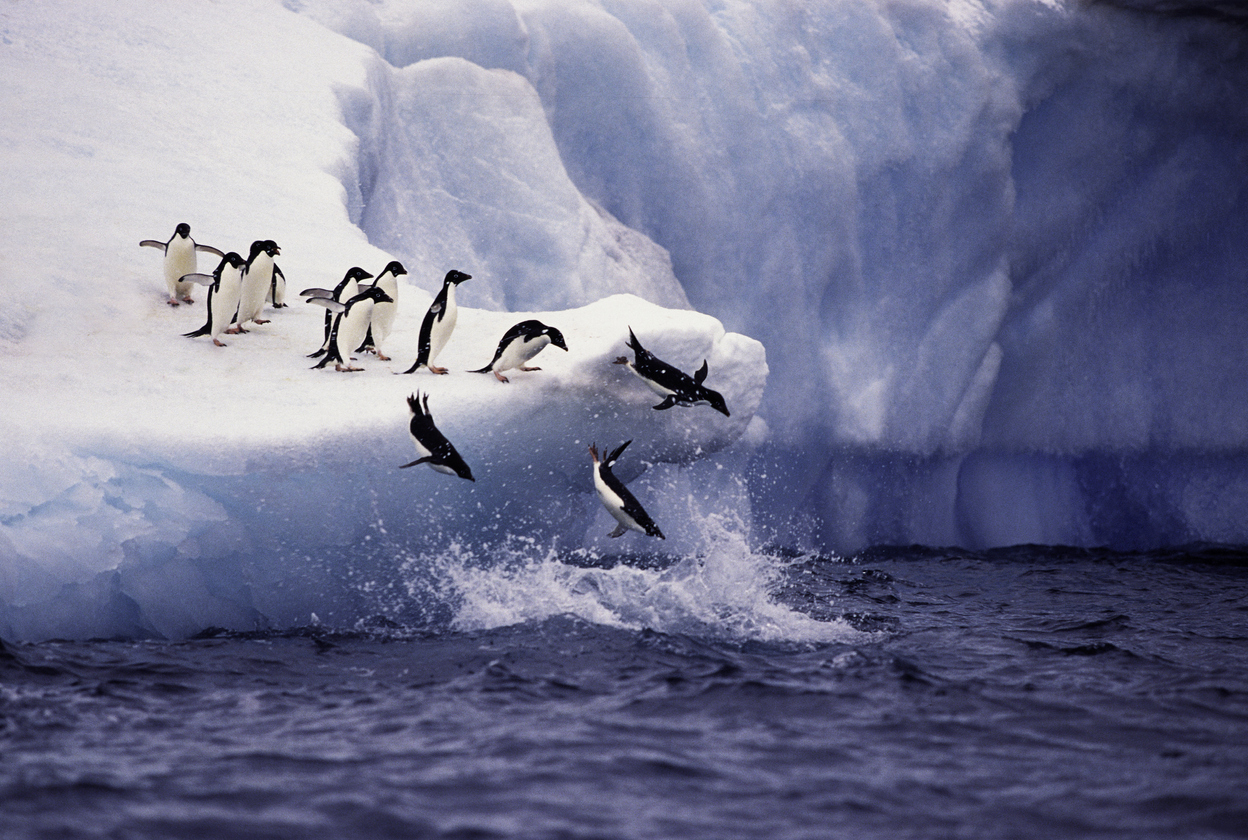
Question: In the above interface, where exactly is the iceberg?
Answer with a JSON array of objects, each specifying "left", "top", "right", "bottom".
[{"left": 1, "top": 0, "right": 1246, "bottom": 639}]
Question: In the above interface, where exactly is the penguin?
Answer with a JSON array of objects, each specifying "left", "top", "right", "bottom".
[
  {"left": 307, "top": 283, "right": 392, "bottom": 372},
  {"left": 469, "top": 320, "right": 568, "bottom": 383},
  {"left": 401, "top": 270, "right": 471, "bottom": 375},
  {"left": 139, "top": 222, "right": 224, "bottom": 306},
  {"left": 356, "top": 260, "right": 405, "bottom": 361},
  {"left": 266, "top": 260, "right": 288, "bottom": 308},
  {"left": 613, "top": 327, "right": 730, "bottom": 416},
  {"left": 399, "top": 392, "right": 474, "bottom": 481},
  {"left": 231, "top": 240, "right": 280, "bottom": 332},
  {"left": 304, "top": 267, "right": 372, "bottom": 358},
  {"left": 589, "top": 440, "right": 664, "bottom": 539},
  {"left": 181, "top": 252, "right": 246, "bottom": 347}
]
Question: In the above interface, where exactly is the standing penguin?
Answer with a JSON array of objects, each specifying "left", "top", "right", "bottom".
[
  {"left": 181, "top": 252, "right": 246, "bottom": 347},
  {"left": 307, "top": 284, "right": 392, "bottom": 372},
  {"left": 140, "top": 222, "right": 224, "bottom": 306},
  {"left": 589, "top": 440, "right": 664, "bottom": 539},
  {"left": 357, "top": 260, "right": 405, "bottom": 361},
  {"left": 266, "top": 259, "right": 288, "bottom": 308},
  {"left": 401, "top": 270, "right": 471, "bottom": 375},
  {"left": 613, "top": 327, "right": 730, "bottom": 416},
  {"left": 469, "top": 320, "right": 568, "bottom": 383},
  {"left": 231, "top": 240, "right": 281, "bottom": 333},
  {"left": 303, "top": 266, "right": 372, "bottom": 358},
  {"left": 399, "top": 392, "right": 474, "bottom": 481}
]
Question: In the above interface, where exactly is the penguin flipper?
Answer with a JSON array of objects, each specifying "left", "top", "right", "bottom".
[
  {"left": 694, "top": 360, "right": 709, "bottom": 384},
  {"left": 608, "top": 523, "right": 628, "bottom": 538},
  {"left": 179, "top": 273, "right": 216, "bottom": 287},
  {"left": 305, "top": 298, "right": 345, "bottom": 314},
  {"left": 183, "top": 322, "right": 211, "bottom": 338},
  {"left": 399, "top": 457, "right": 433, "bottom": 469},
  {"left": 653, "top": 396, "right": 678, "bottom": 411},
  {"left": 196, "top": 244, "right": 225, "bottom": 257},
  {"left": 139, "top": 240, "right": 165, "bottom": 250},
  {"left": 300, "top": 287, "right": 335, "bottom": 299}
]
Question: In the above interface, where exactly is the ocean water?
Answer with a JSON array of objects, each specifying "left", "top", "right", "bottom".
[{"left": 2, "top": 543, "right": 1246, "bottom": 840}]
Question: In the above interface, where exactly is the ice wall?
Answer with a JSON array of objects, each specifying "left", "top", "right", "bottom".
[{"left": 300, "top": 0, "right": 1248, "bottom": 549}]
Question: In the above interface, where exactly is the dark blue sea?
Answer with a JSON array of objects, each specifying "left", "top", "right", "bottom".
[{"left": 3, "top": 544, "right": 1247, "bottom": 839}]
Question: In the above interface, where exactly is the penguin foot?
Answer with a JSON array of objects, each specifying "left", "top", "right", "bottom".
[
  {"left": 376, "top": 352, "right": 391, "bottom": 361},
  {"left": 183, "top": 296, "right": 195, "bottom": 304},
  {"left": 254, "top": 318, "right": 270, "bottom": 325},
  {"left": 612, "top": 356, "right": 629, "bottom": 365},
  {"left": 226, "top": 326, "right": 247, "bottom": 335},
  {"left": 212, "top": 339, "right": 228, "bottom": 347},
  {"left": 519, "top": 366, "right": 542, "bottom": 372},
  {"left": 430, "top": 365, "right": 450, "bottom": 375},
  {"left": 166, "top": 298, "right": 181, "bottom": 307},
  {"left": 335, "top": 364, "right": 364, "bottom": 373},
  {"left": 492, "top": 370, "right": 510, "bottom": 383}
]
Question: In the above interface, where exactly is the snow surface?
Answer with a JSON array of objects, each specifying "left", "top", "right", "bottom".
[{"left": 2, "top": 0, "right": 1247, "bottom": 640}]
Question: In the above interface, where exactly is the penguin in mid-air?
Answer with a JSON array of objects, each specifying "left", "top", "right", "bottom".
[
  {"left": 181, "top": 252, "right": 246, "bottom": 347},
  {"left": 469, "top": 320, "right": 568, "bottom": 383},
  {"left": 303, "top": 266, "right": 372, "bottom": 358},
  {"left": 140, "top": 222, "right": 224, "bottom": 306},
  {"left": 230, "top": 240, "right": 281, "bottom": 333},
  {"left": 401, "top": 269, "right": 471, "bottom": 375},
  {"left": 614, "top": 327, "right": 730, "bottom": 416},
  {"left": 589, "top": 440, "right": 664, "bottom": 539},
  {"left": 356, "top": 260, "right": 405, "bottom": 361},
  {"left": 306, "top": 282, "right": 392, "bottom": 372},
  {"left": 399, "top": 392, "right": 474, "bottom": 481}
]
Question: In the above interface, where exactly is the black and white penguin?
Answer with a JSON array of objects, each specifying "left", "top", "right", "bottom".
[
  {"left": 181, "top": 252, "right": 246, "bottom": 347},
  {"left": 140, "top": 222, "right": 224, "bottom": 306},
  {"left": 357, "top": 260, "right": 405, "bottom": 361},
  {"left": 303, "top": 266, "right": 372, "bottom": 358},
  {"left": 266, "top": 256, "right": 288, "bottom": 308},
  {"left": 399, "top": 392, "right": 474, "bottom": 481},
  {"left": 613, "top": 327, "right": 730, "bottom": 416},
  {"left": 469, "top": 320, "right": 568, "bottom": 383},
  {"left": 589, "top": 440, "right": 664, "bottom": 539},
  {"left": 307, "top": 283, "right": 392, "bottom": 372},
  {"left": 401, "top": 269, "right": 471, "bottom": 375},
  {"left": 231, "top": 239, "right": 280, "bottom": 332}
]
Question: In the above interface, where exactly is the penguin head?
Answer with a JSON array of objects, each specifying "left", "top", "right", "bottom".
[
  {"left": 219, "top": 252, "right": 245, "bottom": 273},
  {"left": 705, "top": 390, "right": 731, "bottom": 417},
  {"left": 364, "top": 286, "right": 393, "bottom": 304},
  {"left": 263, "top": 240, "right": 280, "bottom": 257},
  {"left": 174, "top": 222, "right": 191, "bottom": 239},
  {"left": 544, "top": 325, "right": 569, "bottom": 352},
  {"left": 383, "top": 260, "right": 407, "bottom": 277},
  {"left": 248, "top": 240, "right": 266, "bottom": 258},
  {"left": 444, "top": 270, "right": 471, "bottom": 286},
  {"left": 344, "top": 266, "right": 374, "bottom": 283}
]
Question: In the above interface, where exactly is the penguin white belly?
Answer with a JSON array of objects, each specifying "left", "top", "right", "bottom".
[
  {"left": 628, "top": 365, "right": 677, "bottom": 398},
  {"left": 237, "top": 255, "right": 273, "bottom": 325},
  {"left": 428, "top": 286, "right": 458, "bottom": 363},
  {"left": 371, "top": 301, "right": 396, "bottom": 348},
  {"left": 592, "top": 468, "right": 643, "bottom": 534},
  {"left": 337, "top": 301, "right": 375, "bottom": 362},
  {"left": 165, "top": 239, "right": 197, "bottom": 300},
  {"left": 210, "top": 272, "right": 243, "bottom": 341},
  {"left": 497, "top": 335, "right": 550, "bottom": 373}
]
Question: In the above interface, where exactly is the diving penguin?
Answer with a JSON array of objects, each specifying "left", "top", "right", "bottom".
[
  {"left": 613, "top": 327, "right": 730, "bottom": 416},
  {"left": 303, "top": 266, "right": 372, "bottom": 358},
  {"left": 230, "top": 239, "right": 281, "bottom": 333},
  {"left": 306, "top": 283, "right": 392, "bottom": 372},
  {"left": 139, "top": 222, "right": 224, "bottom": 306},
  {"left": 469, "top": 320, "right": 568, "bottom": 383},
  {"left": 356, "top": 260, "right": 406, "bottom": 361},
  {"left": 181, "top": 252, "right": 246, "bottom": 347},
  {"left": 589, "top": 440, "right": 664, "bottom": 539},
  {"left": 401, "top": 269, "right": 471, "bottom": 375},
  {"left": 399, "top": 391, "right": 474, "bottom": 481}
]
